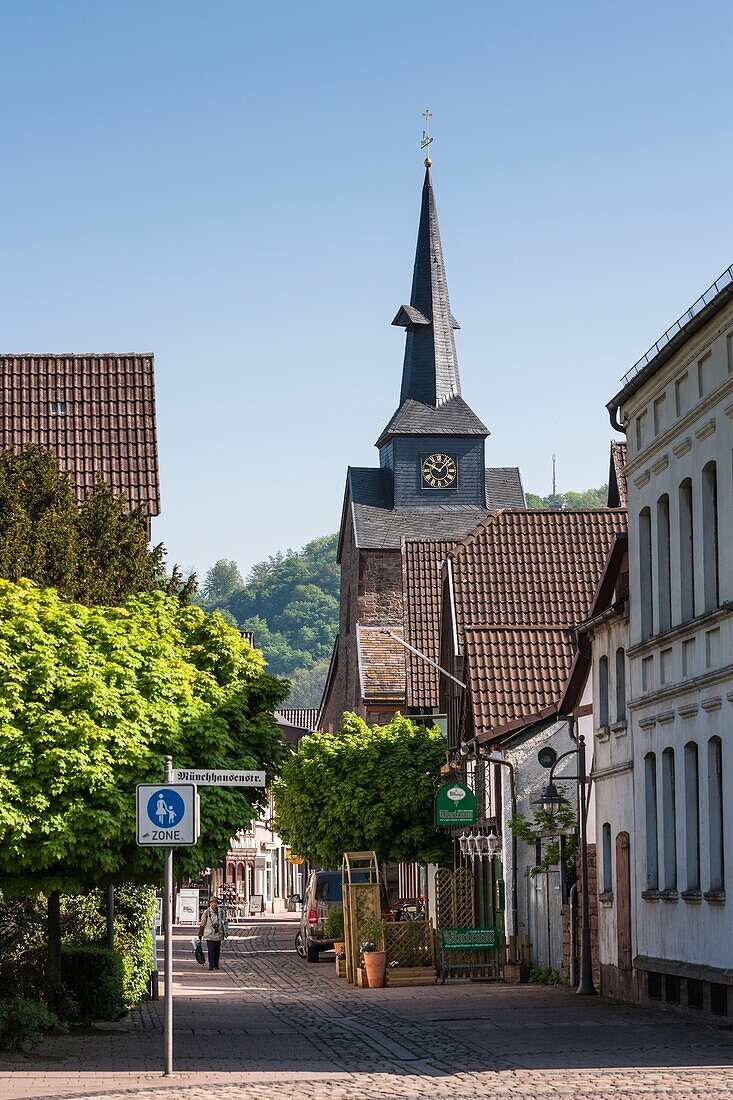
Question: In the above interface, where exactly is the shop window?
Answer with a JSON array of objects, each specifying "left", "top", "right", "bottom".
[
  {"left": 702, "top": 462, "right": 719, "bottom": 612},
  {"left": 708, "top": 737, "right": 725, "bottom": 891},
  {"left": 678, "top": 478, "right": 695, "bottom": 623},
  {"left": 615, "top": 648, "right": 626, "bottom": 721},
  {"left": 645, "top": 753, "right": 659, "bottom": 890},
  {"left": 639, "top": 508, "right": 653, "bottom": 640},
  {"left": 684, "top": 742, "right": 700, "bottom": 892},
  {"left": 662, "top": 748, "right": 677, "bottom": 891},
  {"left": 598, "top": 656, "right": 609, "bottom": 727}
]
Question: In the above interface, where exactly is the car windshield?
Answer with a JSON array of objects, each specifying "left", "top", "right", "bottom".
[{"left": 313, "top": 871, "right": 372, "bottom": 903}]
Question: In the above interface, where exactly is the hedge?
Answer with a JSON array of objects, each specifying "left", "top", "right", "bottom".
[{"left": 60, "top": 945, "right": 124, "bottom": 1022}]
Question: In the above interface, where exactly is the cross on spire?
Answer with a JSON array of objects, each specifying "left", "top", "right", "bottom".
[{"left": 421, "top": 108, "right": 433, "bottom": 167}]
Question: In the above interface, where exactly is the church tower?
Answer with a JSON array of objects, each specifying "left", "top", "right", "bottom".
[
  {"left": 377, "top": 165, "right": 490, "bottom": 509},
  {"left": 318, "top": 156, "right": 524, "bottom": 731}
]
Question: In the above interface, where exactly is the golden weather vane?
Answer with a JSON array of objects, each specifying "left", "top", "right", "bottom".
[{"left": 421, "top": 108, "right": 433, "bottom": 167}]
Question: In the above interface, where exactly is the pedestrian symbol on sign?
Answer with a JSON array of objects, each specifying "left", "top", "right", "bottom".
[{"left": 147, "top": 789, "right": 186, "bottom": 828}]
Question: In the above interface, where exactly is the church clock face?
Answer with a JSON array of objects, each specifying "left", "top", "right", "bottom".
[{"left": 421, "top": 452, "right": 458, "bottom": 489}]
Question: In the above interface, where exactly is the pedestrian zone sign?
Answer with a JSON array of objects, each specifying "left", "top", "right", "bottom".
[{"left": 136, "top": 783, "right": 199, "bottom": 846}]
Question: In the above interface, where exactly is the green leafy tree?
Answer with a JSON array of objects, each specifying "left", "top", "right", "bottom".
[
  {"left": 200, "top": 559, "right": 243, "bottom": 606},
  {"left": 0, "top": 444, "right": 194, "bottom": 605},
  {"left": 0, "top": 580, "right": 289, "bottom": 896},
  {"left": 199, "top": 534, "right": 340, "bottom": 706},
  {"left": 286, "top": 657, "right": 332, "bottom": 708},
  {"left": 525, "top": 485, "right": 608, "bottom": 509},
  {"left": 273, "top": 712, "right": 451, "bottom": 866}
]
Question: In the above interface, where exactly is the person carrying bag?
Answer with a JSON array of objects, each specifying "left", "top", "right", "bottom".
[{"left": 198, "top": 897, "right": 228, "bottom": 970}]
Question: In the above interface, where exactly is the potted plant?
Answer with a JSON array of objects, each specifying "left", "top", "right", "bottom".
[
  {"left": 503, "top": 958, "right": 530, "bottom": 984},
  {"left": 359, "top": 916, "right": 386, "bottom": 988},
  {"left": 324, "top": 907, "right": 345, "bottom": 955}
]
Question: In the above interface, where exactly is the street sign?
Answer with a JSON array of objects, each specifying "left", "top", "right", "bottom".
[
  {"left": 435, "top": 782, "right": 477, "bottom": 827},
  {"left": 172, "top": 768, "right": 266, "bottom": 787},
  {"left": 136, "top": 783, "right": 199, "bottom": 846}
]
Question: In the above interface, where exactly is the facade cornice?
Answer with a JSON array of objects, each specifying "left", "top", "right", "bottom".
[
  {"left": 626, "top": 604, "right": 733, "bottom": 660},
  {"left": 624, "top": 374, "right": 733, "bottom": 479},
  {"left": 591, "top": 760, "right": 633, "bottom": 782},
  {"left": 628, "top": 662, "right": 733, "bottom": 714}
]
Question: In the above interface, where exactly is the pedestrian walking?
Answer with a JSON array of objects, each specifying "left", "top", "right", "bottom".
[{"left": 198, "top": 897, "right": 228, "bottom": 970}]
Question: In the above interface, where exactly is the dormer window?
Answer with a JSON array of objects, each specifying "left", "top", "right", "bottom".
[{"left": 49, "top": 401, "right": 68, "bottom": 416}]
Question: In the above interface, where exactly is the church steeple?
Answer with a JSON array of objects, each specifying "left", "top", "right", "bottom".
[{"left": 392, "top": 166, "right": 461, "bottom": 407}]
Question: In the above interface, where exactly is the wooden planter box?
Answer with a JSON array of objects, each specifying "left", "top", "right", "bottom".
[
  {"left": 335, "top": 957, "right": 347, "bottom": 979},
  {"left": 386, "top": 966, "right": 437, "bottom": 988},
  {"left": 355, "top": 966, "right": 368, "bottom": 988},
  {"left": 503, "top": 962, "right": 530, "bottom": 984}
]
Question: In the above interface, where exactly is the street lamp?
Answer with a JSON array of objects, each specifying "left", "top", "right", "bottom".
[{"left": 534, "top": 724, "right": 596, "bottom": 997}]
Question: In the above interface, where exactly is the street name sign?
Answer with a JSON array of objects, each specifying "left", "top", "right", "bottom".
[
  {"left": 136, "top": 783, "right": 198, "bottom": 846},
  {"left": 172, "top": 768, "right": 266, "bottom": 787}
]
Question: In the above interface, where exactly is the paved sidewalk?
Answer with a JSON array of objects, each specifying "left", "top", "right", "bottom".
[{"left": 2, "top": 915, "right": 733, "bottom": 1099}]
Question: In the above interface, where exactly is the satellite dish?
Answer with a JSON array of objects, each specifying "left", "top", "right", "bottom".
[{"left": 538, "top": 746, "right": 557, "bottom": 769}]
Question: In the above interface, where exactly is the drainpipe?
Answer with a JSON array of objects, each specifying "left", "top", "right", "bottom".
[
  {"left": 569, "top": 882, "right": 578, "bottom": 988},
  {"left": 488, "top": 749, "right": 518, "bottom": 942},
  {"left": 607, "top": 401, "right": 626, "bottom": 434}
]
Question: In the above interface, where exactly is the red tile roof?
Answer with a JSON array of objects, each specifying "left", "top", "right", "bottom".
[
  {"left": 451, "top": 509, "right": 626, "bottom": 634},
  {"left": 463, "top": 627, "right": 575, "bottom": 737},
  {"left": 402, "top": 538, "right": 455, "bottom": 709},
  {"left": 0, "top": 354, "right": 160, "bottom": 516},
  {"left": 356, "top": 624, "right": 406, "bottom": 703},
  {"left": 449, "top": 508, "right": 627, "bottom": 739}
]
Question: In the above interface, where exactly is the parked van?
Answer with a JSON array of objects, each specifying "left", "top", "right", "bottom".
[{"left": 295, "top": 869, "right": 390, "bottom": 962}]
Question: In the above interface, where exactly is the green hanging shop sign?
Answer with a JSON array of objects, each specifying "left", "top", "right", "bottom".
[{"left": 434, "top": 782, "right": 477, "bottom": 827}]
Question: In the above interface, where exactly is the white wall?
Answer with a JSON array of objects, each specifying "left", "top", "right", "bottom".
[{"left": 620, "top": 299, "right": 733, "bottom": 976}]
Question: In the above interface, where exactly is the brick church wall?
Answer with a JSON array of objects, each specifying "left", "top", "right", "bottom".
[{"left": 330, "top": 523, "right": 404, "bottom": 725}]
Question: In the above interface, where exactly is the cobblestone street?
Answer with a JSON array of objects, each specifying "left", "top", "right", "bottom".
[{"left": 3, "top": 915, "right": 733, "bottom": 1099}]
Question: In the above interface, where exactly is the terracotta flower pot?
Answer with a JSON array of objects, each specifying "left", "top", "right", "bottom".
[
  {"left": 333, "top": 941, "right": 345, "bottom": 956},
  {"left": 363, "top": 950, "right": 386, "bottom": 988}
]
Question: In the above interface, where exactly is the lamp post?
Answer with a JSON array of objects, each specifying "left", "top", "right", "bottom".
[{"left": 534, "top": 724, "right": 596, "bottom": 996}]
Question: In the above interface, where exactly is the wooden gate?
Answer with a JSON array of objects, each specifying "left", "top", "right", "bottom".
[
  {"left": 435, "top": 866, "right": 474, "bottom": 930},
  {"left": 616, "top": 831, "right": 632, "bottom": 970}
]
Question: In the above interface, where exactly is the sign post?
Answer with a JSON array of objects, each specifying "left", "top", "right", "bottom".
[{"left": 136, "top": 758, "right": 199, "bottom": 1078}]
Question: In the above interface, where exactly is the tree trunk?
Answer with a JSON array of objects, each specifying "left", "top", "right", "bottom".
[{"left": 47, "top": 890, "right": 62, "bottom": 1003}]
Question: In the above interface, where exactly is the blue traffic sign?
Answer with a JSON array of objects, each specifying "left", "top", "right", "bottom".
[
  {"left": 136, "top": 782, "right": 198, "bottom": 846},
  {"left": 147, "top": 789, "right": 186, "bottom": 828}
]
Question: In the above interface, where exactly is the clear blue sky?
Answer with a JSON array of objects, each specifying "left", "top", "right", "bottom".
[{"left": 2, "top": 1, "right": 732, "bottom": 579}]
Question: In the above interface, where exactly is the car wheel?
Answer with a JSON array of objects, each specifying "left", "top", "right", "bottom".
[
  {"left": 306, "top": 943, "right": 320, "bottom": 963},
  {"left": 295, "top": 931, "right": 307, "bottom": 959}
]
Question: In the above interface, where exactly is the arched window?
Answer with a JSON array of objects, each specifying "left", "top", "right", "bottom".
[
  {"left": 684, "top": 742, "right": 700, "bottom": 892},
  {"left": 678, "top": 479, "right": 695, "bottom": 623},
  {"left": 662, "top": 748, "right": 677, "bottom": 891},
  {"left": 615, "top": 648, "right": 626, "bottom": 722},
  {"left": 598, "top": 656, "right": 609, "bottom": 727},
  {"left": 708, "top": 736, "right": 724, "bottom": 892},
  {"left": 702, "top": 462, "right": 719, "bottom": 612},
  {"left": 645, "top": 753, "right": 659, "bottom": 890},
  {"left": 602, "top": 822, "right": 613, "bottom": 894},
  {"left": 656, "top": 494, "right": 671, "bottom": 633},
  {"left": 639, "top": 508, "right": 653, "bottom": 640}
]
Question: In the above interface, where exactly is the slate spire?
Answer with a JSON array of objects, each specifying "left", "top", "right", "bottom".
[{"left": 392, "top": 167, "right": 461, "bottom": 407}]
